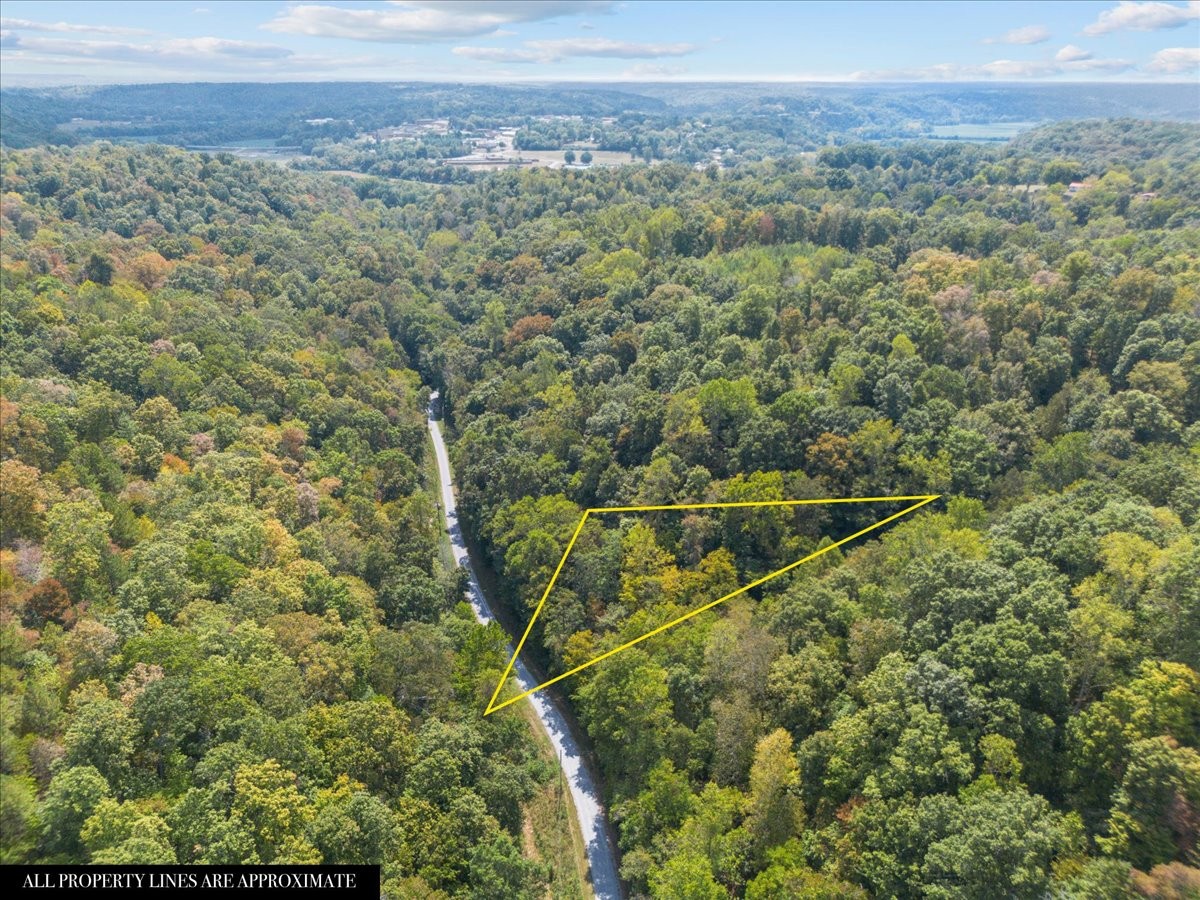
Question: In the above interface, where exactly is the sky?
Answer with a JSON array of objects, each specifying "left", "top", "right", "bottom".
[{"left": 0, "top": 0, "right": 1197, "bottom": 85}]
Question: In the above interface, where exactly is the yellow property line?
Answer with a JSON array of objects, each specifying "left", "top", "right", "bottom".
[
  {"left": 586, "top": 495, "right": 937, "bottom": 513},
  {"left": 484, "top": 494, "right": 939, "bottom": 715}
]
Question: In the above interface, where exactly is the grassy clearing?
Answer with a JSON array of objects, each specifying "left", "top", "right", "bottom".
[{"left": 518, "top": 700, "right": 592, "bottom": 900}]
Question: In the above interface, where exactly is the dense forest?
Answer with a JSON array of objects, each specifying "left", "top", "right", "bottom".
[
  {"left": 2, "top": 117, "right": 1199, "bottom": 898},
  {"left": 0, "top": 147, "right": 575, "bottom": 897},
  {"left": 432, "top": 120, "right": 1200, "bottom": 898}
]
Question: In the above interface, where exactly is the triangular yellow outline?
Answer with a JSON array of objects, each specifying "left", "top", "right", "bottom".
[{"left": 484, "top": 494, "right": 939, "bottom": 714}]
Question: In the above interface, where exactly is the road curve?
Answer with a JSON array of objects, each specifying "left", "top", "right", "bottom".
[{"left": 427, "top": 394, "right": 622, "bottom": 900}]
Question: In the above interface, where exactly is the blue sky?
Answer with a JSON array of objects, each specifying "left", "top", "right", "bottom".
[{"left": 1, "top": 1, "right": 1197, "bottom": 85}]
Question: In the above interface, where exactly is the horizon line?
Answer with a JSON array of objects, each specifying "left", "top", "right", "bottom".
[{"left": 3, "top": 76, "right": 1199, "bottom": 89}]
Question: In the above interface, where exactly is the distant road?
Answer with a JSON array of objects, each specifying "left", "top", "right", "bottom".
[{"left": 427, "top": 393, "right": 622, "bottom": 900}]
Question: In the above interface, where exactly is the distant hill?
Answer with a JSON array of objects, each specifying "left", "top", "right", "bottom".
[
  {"left": 0, "top": 81, "right": 668, "bottom": 149},
  {"left": 2, "top": 80, "right": 1197, "bottom": 151}
]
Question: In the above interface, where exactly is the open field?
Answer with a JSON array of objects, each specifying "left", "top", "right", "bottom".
[{"left": 443, "top": 147, "right": 637, "bottom": 170}]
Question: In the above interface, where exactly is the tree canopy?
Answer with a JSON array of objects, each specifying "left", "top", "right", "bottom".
[{"left": 2, "top": 119, "right": 1198, "bottom": 896}]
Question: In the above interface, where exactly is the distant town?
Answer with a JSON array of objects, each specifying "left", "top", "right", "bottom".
[{"left": 361, "top": 115, "right": 636, "bottom": 171}]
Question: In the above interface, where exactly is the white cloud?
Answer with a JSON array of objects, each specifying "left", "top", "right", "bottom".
[
  {"left": 6, "top": 34, "right": 293, "bottom": 62},
  {"left": 1064, "top": 57, "right": 1137, "bottom": 71},
  {"left": 0, "top": 32, "right": 402, "bottom": 76},
  {"left": 528, "top": 37, "right": 694, "bottom": 59},
  {"left": 983, "top": 24, "right": 1051, "bottom": 44},
  {"left": 0, "top": 17, "right": 150, "bottom": 36},
  {"left": 1083, "top": 1, "right": 1200, "bottom": 36},
  {"left": 851, "top": 54, "right": 1134, "bottom": 81},
  {"left": 848, "top": 62, "right": 965, "bottom": 81},
  {"left": 977, "top": 59, "right": 1059, "bottom": 78},
  {"left": 1055, "top": 44, "right": 1092, "bottom": 61},
  {"left": 264, "top": 0, "right": 615, "bottom": 43},
  {"left": 1146, "top": 45, "right": 1200, "bottom": 72},
  {"left": 452, "top": 45, "right": 542, "bottom": 62},
  {"left": 410, "top": 1, "right": 607, "bottom": 15},
  {"left": 454, "top": 36, "right": 696, "bottom": 64},
  {"left": 622, "top": 63, "right": 687, "bottom": 78}
]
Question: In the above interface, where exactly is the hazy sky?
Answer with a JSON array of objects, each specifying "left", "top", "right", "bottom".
[{"left": 1, "top": 0, "right": 1198, "bottom": 85}]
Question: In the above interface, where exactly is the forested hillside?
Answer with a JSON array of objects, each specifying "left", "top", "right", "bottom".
[
  {"left": 2, "top": 120, "right": 1199, "bottom": 898},
  {"left": 425, "top": 122, "right": 1200, "bottom": 898},
  {"left": 0, "top": 147, "right": 565, "bottom": 898}
]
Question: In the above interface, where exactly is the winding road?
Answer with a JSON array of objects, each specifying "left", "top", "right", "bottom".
[{"left": 427, "top": 393, "right": 622, "bottom": 900}]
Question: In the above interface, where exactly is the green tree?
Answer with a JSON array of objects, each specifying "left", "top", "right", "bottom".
[
  {"left": 0, "top": 459, "right": 46, "bottom": 543},
  {"left": 0, "top": 775, "right": 39, "bottom": 863},
  {"left": 747, "top": 841, "right": 867, "bottom": 899},
  {"left": 616, "top": 760, "right": 695, "bottom": 852},
  {"left": 231, "top": 760, "right": 315, "bottom": 863},
  {"left": 922, "top": 788, "right": 1080, "bottom": 899},
  {"left": 63, "top": 685, "right": 136, "bottom": 794},
  {"left": 578, "top": 650, "right": 672, "bottom": 797},
  {"left": 649, "top": 851, "right": 725, "bottom": 900},
  {"left": 1100, "top": 736, "right": 1200, "bottom": 871},
  {"left": 45, "top": 499, "right": 112, "bottom": 602},
  {"left": 308, "top": 790, "right": 399, "bottom": 867},
  {"left": 467, "top": 831, "right": 542, "bottom": 900},
  {"left": 306, "top": 700, "right": 415, "bottom": 797},
  {"left": 82, "top": 798, "right": 176, "bottom": 864},
  {"left": 83, "top": 252, "right": 114, "bottom": 286},
  {"left": 697, "top": 378, "right": 758, "bottom": 451},
  {"left": 747, "top": 729, "right": 803, "bottom": 852},
  {"left": 39, "top": 766, "right": 111, "bottom": 860}
]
